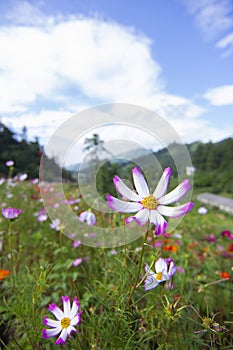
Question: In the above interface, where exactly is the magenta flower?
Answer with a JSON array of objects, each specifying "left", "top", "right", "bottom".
[
  {"left": 2, "top": 207, "right": 21, "bottom": 220},
  {"left": 42, "top": 296, "right": 83, "bottom": 345},
  {"left": 106, "top": 167, "right": 193, "bottom": 236},
  {"left": 78, "top": 211, "right": 96, "bottom": 226},
  {"left": 221, "top": 230, "right": 233, "bottom": 240},
  {"left": 144, "top": 257, "right": 177, "bottom": 291}
]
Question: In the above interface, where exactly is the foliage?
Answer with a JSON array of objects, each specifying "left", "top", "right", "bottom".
[{"left": 192, "top": 138, "right": 233, "bottom": 194}]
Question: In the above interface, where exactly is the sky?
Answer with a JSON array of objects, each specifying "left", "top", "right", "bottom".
[{"left": 0, "top": 0, "right": 233, "bottom": 165}]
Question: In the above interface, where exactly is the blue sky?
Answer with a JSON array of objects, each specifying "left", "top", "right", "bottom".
[{"left": 0, "top": 0, "right": 232, "bottom": 161}]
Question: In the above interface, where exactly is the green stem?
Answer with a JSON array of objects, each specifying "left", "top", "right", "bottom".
[
  {"left": 8, "top": 221, "right": 16, "bottom": 290},
  {"left": 127, "top": 226, "right": 150, "bottom": 307}
]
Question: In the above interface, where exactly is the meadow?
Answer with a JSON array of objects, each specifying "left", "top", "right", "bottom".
[{"left": 0, "top": 167, "right": 232, "bottom": 350}]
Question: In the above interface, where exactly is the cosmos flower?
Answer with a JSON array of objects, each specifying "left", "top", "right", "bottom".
[
  {"left": 198, "top": 207, "right": 208, "bottom": 215},
  {"left": 106, "top": 167, "right": 193, "bottom": 235},
  {"left": 2, "top": 207, "right": 21, "bottom": 220},
  {"left": 5, "top": 160, "right": 14, "bottom": 167},
  {"left": 72, "top": 258, "right": 82, "bottom": 266},
  {"left": 72, "top": 240, "right": 81, "bottom": 248},
  {"left": 42, "top": 296, "right": 83, "bottom": 345},
  {"left": 144, "top": 257, "right": 177, "bottom": 291},
  {"left": 78, "top": 211, "right": 96, "bottom": 226},
  {"left": 50, "top": 218, "right": 61, "bottom": 231},
  {"left": 221, "top": 230, "right": 233, "bottom": 240},
  {"left": 18, "top": 173, "right": 28, "bottom": 182},
  {"left": 37, "top": 209, "right": 48, "bottom": 222}
]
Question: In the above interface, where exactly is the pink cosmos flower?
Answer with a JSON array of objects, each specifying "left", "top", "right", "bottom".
[
  {"left": 72, "top": 240, "right": 81, "bottom": 248},
  {"left": 106, "top": 167, "right": 193, "bottom": 236},
  {"left": 72, "top": 258, "right": 82, "bottom": 266},
  {"left": 37, "top": 209, "right": 48, "bottom": 222},
  {"left": 42, "top": 296, "right": 83, "bottom": 345},
  {"left": 2, "top": 207, "right": 21, "bottom": 220}
]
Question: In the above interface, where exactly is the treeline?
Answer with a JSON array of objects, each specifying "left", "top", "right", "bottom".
[
  {"left": 1, "top": 122, "right": 232, "bottom": 194},
  {"left": 0, "top": 122, "right": 63, "bottom": 180},
  {"left": 192, "top": 138, "right": 233, "bottom": 194}
]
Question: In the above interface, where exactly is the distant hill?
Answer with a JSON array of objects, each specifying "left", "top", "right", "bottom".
[{"left": 0, "top": 122, "right": 62, "bottom": 180}]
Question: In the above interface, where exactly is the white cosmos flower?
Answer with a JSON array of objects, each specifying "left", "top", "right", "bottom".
[
  {"left": 144, "top": 258, "right": 177, "bottom": 291},
  {"left": 42, "top": 296, "right": 83, "bottom": 345},
  {"left": 106, "top": 167, "right": 193, "bottom": 235}
]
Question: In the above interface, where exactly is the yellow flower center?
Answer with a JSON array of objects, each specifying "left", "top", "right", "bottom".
[
  {"left": 61, "top": 317, "right": 71, "bottom": 329},
  {"left": 141, "top": 194, "right": 158, "bottom": 210},
  {"left": 156, "top": 272, "right": 163, "bottom": 281}
]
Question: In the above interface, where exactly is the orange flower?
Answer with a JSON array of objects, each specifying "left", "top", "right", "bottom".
[
  {"left": 188, "top": 242, "right": 197, "bottom": 249},
  {"left": 0, "top": 269, "right": 10, "bottom": 281},
  {"left": 164, "top": 245, "right": 178, "bottom": 252},
  {"left": 221, "top": 271, "right": 230, "bottom": 279}
]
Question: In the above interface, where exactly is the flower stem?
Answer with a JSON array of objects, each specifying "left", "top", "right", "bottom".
[
  {"left": 8, "top": 221, "right": 16, "bottom": 290},
  {"left": 127, "top": 226, "right": 150, "bottom": 307}
]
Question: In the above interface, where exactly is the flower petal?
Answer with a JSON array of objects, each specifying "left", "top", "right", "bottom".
[
  {"left": 132, "top": 167, "right": 149, "bottom": 197},
  {"left": 153, "top": 167, "right": 172, "bottom": 199},
  {"left": 67, "top": 325, "right": 77, "bottom": 336},
  {"left": 55, "top": 328, "right": 68, "bottom": 345},
  {"left": 69, "top": 297, "right": 80, "bottom": 319},
  {"left": 157, "top": 202, "right": 194, "bottom": 218},
  {"left": 150, "top": 210, "right": 168, "bottom": 236},
  {"left": 144, "top": 265, "right": 159, "bottom": 291},
  {"left": 106, "top": 194, "right": 143, "bottom": 213},
  {"left": 167, "top": 260, "right": 177, "bottom": 277},
  {"left": 155, "top": 258, "right": 168, "bottom": 273},
  {"left": 70, "top": 314, "right": 81, "bottom": 326},
  {"left": 48, "top": 303, "right": 64, "bottom": 320},
  {"left": 113, "top": 175, "right": 142, "bottom": 201},
  {"left": 43, "top": 317, "right": 60, "bottom": 328},
  {"left": 125, "top": 208, "right": 149, "bottom": 226},
  {"left": 159, "top": 179, "right": 191, "bottom": 205},
  {"left": 62, "top": 296, "right": 71, "bottom": 317},
  {"left": 42, "top": 327, "right": 61, "bottom": 339}
]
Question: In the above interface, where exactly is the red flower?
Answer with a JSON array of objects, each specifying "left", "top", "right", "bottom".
[
  {"left": 221, "top": 271, "right": 230, "bottom": 279},
  {"left": 228, "top": 243, "right": 233, "bottom": 252}
]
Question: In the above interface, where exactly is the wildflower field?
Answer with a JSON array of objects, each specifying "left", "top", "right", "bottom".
[{"left": 0, "top": 165, "right": 233, "bottom": 350}]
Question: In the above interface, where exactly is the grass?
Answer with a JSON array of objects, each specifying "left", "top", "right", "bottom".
[{"left": 0, "top": 177, "right": 232, "bottom": 349}]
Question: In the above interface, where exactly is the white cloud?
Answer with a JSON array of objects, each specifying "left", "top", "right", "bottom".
[
  {"left": 216, "top": 32, "right": 233, "bottom": 56},
  {"left": 0, "top": 0, "right": 231, "bottom": 157},
  {"left": 204, "top": 85, "right": 233, "bottom": 106},
  {"left": 181, "top": 0, "right": 233, "bottom": 55}
]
